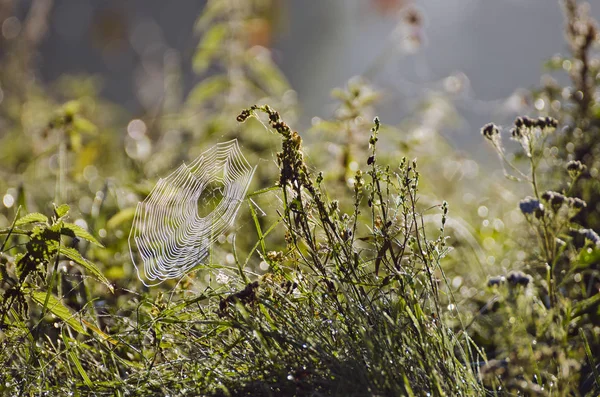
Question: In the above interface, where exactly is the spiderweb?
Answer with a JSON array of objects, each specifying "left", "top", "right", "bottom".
[{"left": 129, "top": 139, "right": 255, "bottom": 286}]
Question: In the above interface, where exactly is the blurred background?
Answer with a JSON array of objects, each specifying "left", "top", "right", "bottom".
[{"left": 28, "top": 0, "right": 600, "bottom": 155}]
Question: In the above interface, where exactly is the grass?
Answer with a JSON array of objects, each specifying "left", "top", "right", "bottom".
[{"left": 1, "top": 0, "right": 600, "bottom": 395}]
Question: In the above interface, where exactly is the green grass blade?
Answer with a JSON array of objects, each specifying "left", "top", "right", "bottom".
[
  {"left": 54, "top": 244, "right": 113, "bottom": 292},
  {"left": 62, "top": 329, "right": 94, "bottom": 388},
  {"left": 30, "top": 291, "right": 87, "bottom": 335},
  {"left": 580, "top": 328, "right": 600, "bottom": 390}
]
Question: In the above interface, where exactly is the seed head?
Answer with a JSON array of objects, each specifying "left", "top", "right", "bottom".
[{"left": 519, "top": 197, "right": 544, "bottom": 216}]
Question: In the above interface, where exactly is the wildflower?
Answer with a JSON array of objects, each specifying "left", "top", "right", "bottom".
[
  {"left": 510, "top": 118, "right": 534, "bottom": 156},
  {"left": 535, "top": 117, "right": 548, "bottom": 129},
  {"left": 541, "top": 190, "right": 565, "bottom": 204},
  {"left": 522, "top": 116, "right": 535, "bottom": 128},
  {"left": 519, "top": 197, "right": 544, "bottom": 216},
  {"left": 568, "top": 197, "right": 587, "bottom": 210},
  {"left": 514, "top": 116, "right": 525, "bottom": 128},
  {"left": 541, "top": 191, "right": 566, "bottom": 212},
  {"left": 507, "top": 270, "right": 531, "bottom": 287},
  {"left": 566, "top": 160, "right": 586, "bottom": 179},
  {"left": 579, "top": 228, "right": 600, "bottom": 246},
  {"left": 481, "top": 123, "right": 499, "bottom": 140},
  {"left": 487, "top": 276, "right": 506, "bottom": 287},
  {"left": 534, "top": 116, "right": 558, "bottom": 131}
]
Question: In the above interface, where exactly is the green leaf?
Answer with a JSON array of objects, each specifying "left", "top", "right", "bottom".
[
  {"left": 62, "top": 100, "right": 81, "bottom": 115},
  {"left": 192, "top": 23, "right": 227, "bottom": 74},
  {"left": 187, "top": 75, "right": 229, "bottom": 106},
  {"left": 194, "top": 1, "right": 226, "bottom": 31},
  {"left": 53, "top": 243, "right": 113, "bottom": 292},
  {"left": 576, "top": 247, "right": 600, "bottom": 270},
  {"left": 573, "top": 293, "right": 600, "bottom": 318},
  {"left": 73, "top": 116, "right": 98, "bottom": 135},
  {"left": 81, "top": 318, "right": 118, "bottom": 345},
  {"left": 62, "top": 330, "right": 94, "bottom": 388},
  {"left": 246, "top": 51, "right": 289, "bottom": 96},
  {"left": 246, "top": 185, "right": 279, "bottom": 198},
  {"left": 61, "top": 223, "right": 104, "bottom": 247},
  {"left": 30, "top": 291, "right": 87, "bottom": 335},
  {"left": 106, "top": 207, "right": 136, "bottom": 230},
  {"left": 54, "top": 204, "right": 70, "bottom": 219},
  {"left": 15, "top": 212, "right": 48, "bottom": 226}
]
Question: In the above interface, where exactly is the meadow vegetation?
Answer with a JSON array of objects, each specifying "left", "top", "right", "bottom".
[{"left": 0, "top": 0, "right": 599, "bottom": 395}]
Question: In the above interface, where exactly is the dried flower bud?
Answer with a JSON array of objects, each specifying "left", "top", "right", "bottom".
[{"left": 237, "top": 109, "right": 251, "bottom": 122}]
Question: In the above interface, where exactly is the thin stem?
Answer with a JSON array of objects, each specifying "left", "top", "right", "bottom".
[
  {"left": 56, "top": 128, "right": 67, "bottom": 204},
  {"left": 491, "top": 140, "right": 531, "bottom": 182}
]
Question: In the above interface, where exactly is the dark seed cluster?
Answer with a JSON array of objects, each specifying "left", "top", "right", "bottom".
[
  {"left": 481, "top": 123, "right": 500, "bottom": 140},
  {"left": 513, "top": 116, "right": 558, "bottom": 130},
  {"left": 507, "top": 271, "right": 532, "bottom": 287},
  {"left": 519, "top": 197, "right": 544, "bottom": 217},
  {"left": 578, "top": 228, "right": 600, "bottom": 246},
  {"left": 487, "top": 276, "right": 506, "bottom": 287}
]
